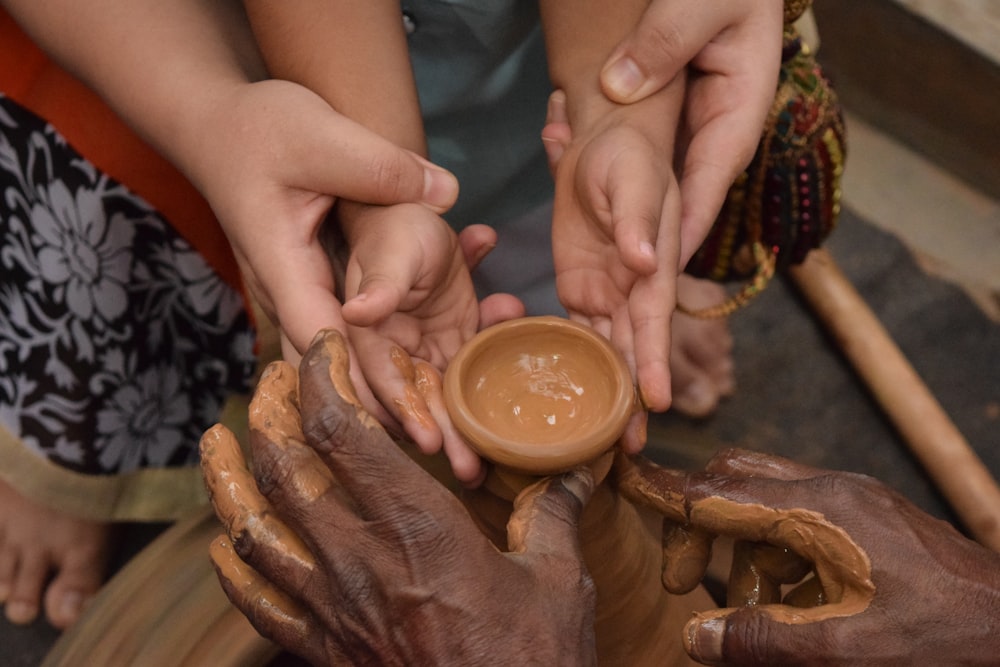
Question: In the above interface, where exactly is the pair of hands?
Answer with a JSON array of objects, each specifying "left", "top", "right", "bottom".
[
  {"left": 198, "top": 0, "right": 785, "bottom": 482},
  {"left": 203, "top": 329, "right": 1000, "bottom": 666}
]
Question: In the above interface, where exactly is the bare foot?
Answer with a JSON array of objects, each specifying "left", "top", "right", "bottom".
[
  {"left": 670, "top": 275, "right": 736, "bottom": 418},
  {"left": 0, "top": 479, "right": 112, "bottom": 630}
]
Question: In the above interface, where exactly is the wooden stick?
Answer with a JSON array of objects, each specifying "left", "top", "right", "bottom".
[{"left": 787, "top": 248, "right": 1000, "bottom": 552}]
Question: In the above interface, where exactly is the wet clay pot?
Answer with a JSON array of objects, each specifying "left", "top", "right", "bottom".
[
  {"left": 443, "top": 316, "right": 635, "bottom": 475},
  {"left": 444, "top": 316, "right": 712, "bottom": 666}
]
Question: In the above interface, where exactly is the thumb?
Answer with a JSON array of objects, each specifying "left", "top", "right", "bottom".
[
  {"left": 507, "top": 468, "right": 594, "bottom": 557},
  {"left": 305, "top": 113, "right": 459, "bottom": 213},
  {"left": 600, "top": 0, "right": 729, "bottom": 104},
  {"left": 684, "top": 607, "right": 832, "bottom": 666}
]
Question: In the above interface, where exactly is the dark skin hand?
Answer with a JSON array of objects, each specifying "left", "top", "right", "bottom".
[
  {"left": 622, "top": 448, "right": 1000, "bottom": 666},
  {"left": 200, "top": 329, "right": 598, "bottom": 667}
]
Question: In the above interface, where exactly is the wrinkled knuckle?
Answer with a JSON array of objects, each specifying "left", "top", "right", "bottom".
[
  {"left": 252, "top": 443, "right": 298, "bottom": 498},
  {"left": 639, "top": 20, "right": 686, "bottom": 65},
  {"left": 368, "top": 151, "right": 416, "bottom": 203}
]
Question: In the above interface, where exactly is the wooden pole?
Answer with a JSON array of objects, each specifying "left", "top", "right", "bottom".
[{"left": 788, "top": 248, "right": 1000, "bottom": 552}]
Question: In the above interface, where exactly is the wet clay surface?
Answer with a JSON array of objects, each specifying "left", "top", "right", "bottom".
[{"left": 445, "top": 317, "right": 634, "bottom": 473}]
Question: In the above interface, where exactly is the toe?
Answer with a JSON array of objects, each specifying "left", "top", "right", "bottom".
[
  {"left": 5, "top": 549, "right": 46, "bottom": 625},
  {"left": 43, "top": 531, "right": 110, "bottom": 630},
  {"left": 671, "top": 376, "right": 720, "bottom": 419}
]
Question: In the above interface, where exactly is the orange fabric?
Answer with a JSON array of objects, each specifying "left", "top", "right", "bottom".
[{"left": 0, "top": 11, "right": 243, "bottom": 292}]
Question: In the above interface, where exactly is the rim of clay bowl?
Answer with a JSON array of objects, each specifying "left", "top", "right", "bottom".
[{"left": 443, "top": 316, "right": 635, "bottom": 474}]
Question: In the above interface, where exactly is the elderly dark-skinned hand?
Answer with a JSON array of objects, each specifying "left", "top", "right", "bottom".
[
  {"left": 620, "top": 448, "right": 1000, "bottom": 666},
  {"left": 199, "top": 329, "right": 598, "bottom": 667}
]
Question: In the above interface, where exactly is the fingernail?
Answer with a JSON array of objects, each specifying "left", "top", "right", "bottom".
[
  {"left": 58, "top": 591, "right": 84, "bottom": 623},
  {"left": 687, "top": 617, "right": 725, "bottom": 663},
  {"left": 603, "top": 56, "right": 644, "bottom": 100},
  {"left": 5, "top": 600, "right": 38, "bottom": 625},
  {"left": 676, "top": 379, "right": 716, "bottom": 417},
  {"left": 640, "top": 241, "right": 656, "bottom": 259},
  {"left": 561, "top": 468, "right": 594, "bottom": 504},
  {"left": 422, "top": 166, "right": 458, "bottom": 210}
]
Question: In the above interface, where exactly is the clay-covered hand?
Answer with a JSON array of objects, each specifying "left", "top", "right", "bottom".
[
  {"left": 200, "top": 329, "right": 597, "bottom": 667},
  {"left": 337, "top": 201, "right": 524, "bottom": 486},
  {"left": 619, "top": 448, "right": 1000, "bottom": 666},
  {"left": 543, "top": 77, "right": 684, "bottom": 450},
  {"left": 600, "top": 0, "right": 785, "bottom": 266}
]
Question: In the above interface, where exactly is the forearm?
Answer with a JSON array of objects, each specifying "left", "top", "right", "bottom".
[
  {"left": 2, "top": 0, "right": 265, "bottom": 182},
  {"left": 539, "top": 0, "right": 654, "bottom": 128},
  {"left": 243, "top": 0, "right": 425, "bottom": 155}
]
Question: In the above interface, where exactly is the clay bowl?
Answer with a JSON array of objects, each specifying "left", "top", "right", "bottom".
[{"left": 443, "top": 316, "right": 635, "bottom": 475}]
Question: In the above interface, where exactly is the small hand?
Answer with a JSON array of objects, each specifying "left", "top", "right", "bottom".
[
  {"left": 600, "top": 0, "right": 785, "bottom": 265},
  {"left": 200, "top": 329, "right": 597, "bottom": 666},
  {"left": 338, "top": 202, "right": 522, "bottom": 484},
  {"left": 544, "top": 81, "right": 685, "bottom": 447}
]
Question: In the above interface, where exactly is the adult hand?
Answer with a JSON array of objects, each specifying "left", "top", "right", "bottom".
[
  {"left": 187, "top": 79, "right": 458, "bottom": 358},
  {"left": 600, "top": 0, "right": 785, "bottom": 267},
  {"left": 200, "top": 329, "right": 597, "bottom": 666},
  {"left": 621, "top": 448, "right": 1000, "bottom": 666}
]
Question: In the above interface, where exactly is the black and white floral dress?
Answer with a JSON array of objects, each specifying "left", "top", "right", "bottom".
[{"left": 0, "top": 95, "right": 256, "bottom": 515}]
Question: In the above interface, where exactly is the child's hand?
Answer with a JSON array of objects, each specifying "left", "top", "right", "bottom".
[
  {"left": 545, "top": 78, "right": 686, "bottom": 447},
  {"left": 339, "top": 202, "right": 522, "bottom": 485}
]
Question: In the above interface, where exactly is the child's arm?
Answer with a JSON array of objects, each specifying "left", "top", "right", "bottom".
[
  {"left": 539, "top": 0, "right": 686, "bottom": 449},
  {"left": 242, "top": 1, "right": 425, "bottom": 154},
  {"left": 242, "top": 2, "right": 506, "bottom": 484}
]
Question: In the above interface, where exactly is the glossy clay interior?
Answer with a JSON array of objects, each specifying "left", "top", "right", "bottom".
[{"left": 458, "top": 327, "right": 624, "bottom": 447}]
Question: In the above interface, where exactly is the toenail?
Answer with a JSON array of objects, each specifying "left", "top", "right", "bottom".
[
  {"left": 5, "top": 600, "right": 38, "bottom": 624},
  {"left": 58, "top": 592, "right": 84, "bottom": 622},
  {"left": 678, "top": 381, "right": 716, "bottom": 415}
]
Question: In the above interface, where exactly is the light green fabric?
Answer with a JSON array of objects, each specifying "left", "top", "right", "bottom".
[{"left": 407, "top": 0, "right": 554, "bottom": 229}]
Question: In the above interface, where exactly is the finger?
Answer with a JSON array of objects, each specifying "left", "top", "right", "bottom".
[
  {"left": 456, "top": 224, "right": 498, "bottom": 272},
  {"left": 628, "top": 200, "right": 680, "bottom": 412},
  {"left": 704, "top": 447, "right": 827, "bottom": 481},
  {"left": 350, "top": 334, "right": 444, "bottom": 454},
  {"left": 507, "top": 468, "right": 595, "bottom": 558},
  {"left": 661, "top": 520, "right": 714, "bottom": 595},
  {"left": 727, "top": 540, "right": 812, "bottom": 607},
  {"left": 209, "top": 536, "right": 323, "bottom": 665},
  {"left": 541, "top": 90, "right": 572, "bottom": 174},
  {"left": 604, "top": 146, "right": 663, "bottom": 276},
  {"left": 478, "top": 293, "right": 526, "bottom": 329},
  {"left": 619, "top": 409, "right": 648, "bottom": 455},
  {"left": 413, "top": 361, "right": 485, "bottom": 487},
  {"left": 684, "top": 605, "right": 844, "bottom": 667},
  {"left": 341, "top": 231, "right": 421, "bottom": 329},
  {"left": 296, "top": 329, "right": 450, "bottom": 513},
  {"left": 600, "top": 0, "right": 739, "bottom": 103},
  {"left": 303, "top": 111, "right": 458, "bottom": 213},
  {"left": 678, "top": 18, "right": 784, "bottom": 265},
  {"left": 199, "top": 423, "right": 317, "bottom": 590},
  {"left": 269, "top": 245, "right": 346, "bottom": 359}
]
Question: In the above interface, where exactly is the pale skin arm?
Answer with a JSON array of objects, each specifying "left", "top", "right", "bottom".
[{"left": 539, "top": 0, "right": 685, "bottom": 450}]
